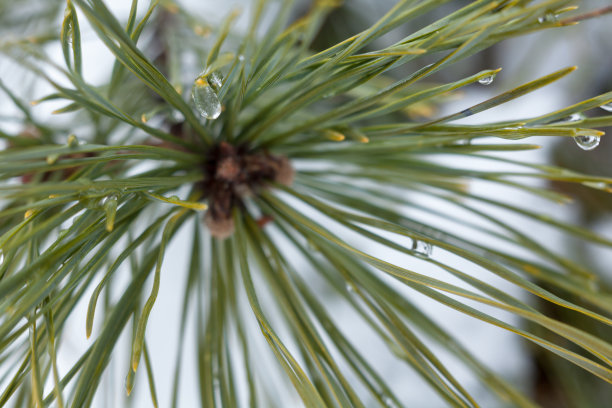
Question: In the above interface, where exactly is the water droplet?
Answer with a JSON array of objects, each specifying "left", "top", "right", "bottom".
[
  {"left": 411, "top": 240, "right": 432, "bottom": 258},
  {"left": 549, "top": 113, "right": 584, "bottom": 124},
  {"left": 169, "top": 195, "right": 180, "bottom": 201},
  {"left": 62, "top": 10, "right": 74, "bottom": 44},
  {"left": 573, "top": 134, "right": 600, "bottom": 150},
  {"left": 582, "top": 181, "right": 609, "bottom": 190},
  {"left": 567, "top": 113, "right": 583, "bottom": 122},
  {"left": 538, "top": 13, "right": 558, "bottom": 23},
  {"left": 346, "top": 283, "right": 355, "bottom": 292},
  {"left": 207, "top": 71, "right": 223, "bottom": 93},
  {"left": 478, "top": 74, "right": 496, "bottom": 85},
  {"left": 600, "top": 103, "right": 612, "bottom": 112},
  {"left": 192, "top": 78, "right": 221, "bottom": 119},
  {"left": 0, "top": 250, "right": 4, "bottom": 265},
  {"left": 238, "top": 55, "right": 245, "bottom": 62}
]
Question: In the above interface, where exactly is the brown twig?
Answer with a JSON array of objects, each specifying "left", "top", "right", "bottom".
[{"left": 560, "top": 5, "right": 612, "bottom": 24}]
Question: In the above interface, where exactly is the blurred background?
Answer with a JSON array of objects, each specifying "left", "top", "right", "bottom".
[{"left": 1, "top": 0, "right": 611, "bottom": 407}]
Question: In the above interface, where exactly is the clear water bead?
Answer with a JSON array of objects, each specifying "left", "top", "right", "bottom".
[
  {"left": 192, "top": 78, "right": 222, "bottom": 120},
  {"left": 582, "top": 181, "right": 609, "bottom": 190},
  {"left": 600, "top": 103, "right": 612, "bottom": 112},
  {"left": 564, "top": 113, "right": 583, "bottom": 122},
  {"left": 207, "top": 71, "right": 223, "bottom": 93},
  {"left": 573, "top": 134, "right": 600, "bottom": 151},
  {"left": 412, "top": 240, "right": 432, "bottom": 258},
  {"left": 478, "top": 74, "right": 495, "bottom": 85},
  {"left": 538, "top": 13, "right": 557, "bottom": 23},
  {"left": 550, "top": 113, "right": 583, "bottom": 124}
]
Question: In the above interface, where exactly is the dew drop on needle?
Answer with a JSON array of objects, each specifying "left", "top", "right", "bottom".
[
  {"left": 573, "top": 134, "right": 600, "bottom": 151},
  {"left": 600, "top": 103, "right": 612, "bottom": 112},
  {"left": 192, "top": 78, "right": 222, "bottom": 120},
  {"left": 538, "top": 13, "right": 558, "bottom": 23},
  {"left": 478, "top": 74, "right": 496, "bottom": 85},
  {"left": 207, "top": 71, "right": 223, "bottom": 93},
  {"left": 412, "top": 240, "right": 432, "bottom": 258}
]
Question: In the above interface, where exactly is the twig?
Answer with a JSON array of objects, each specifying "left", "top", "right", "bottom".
[{"left": 560, "top": 5, "right": 612, "bottom": 24}]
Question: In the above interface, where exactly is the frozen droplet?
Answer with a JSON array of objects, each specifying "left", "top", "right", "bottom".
[
  {"left": 192, "top": 79, "right": 221, "bottom": 120},
  {"left": 600, "top": 103, "right": 612, "bottom": 112},
  {"left": 478, "top": 74, "right": 496, "bottom": 85},
  {"left": 411, "top": 240, "right": 432, "bottom": 258},
  {"left": 573, "top": 134, "right": 600, "bottom": 150},
  {"left": 207, "top": 71, "right": 223, "bottom": 93}
]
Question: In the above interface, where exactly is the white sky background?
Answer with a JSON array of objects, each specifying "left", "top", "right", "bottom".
[{"left": 1, "top": 0, "right": 612, "bottom": 407}]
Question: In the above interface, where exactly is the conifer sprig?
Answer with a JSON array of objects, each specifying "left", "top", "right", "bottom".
[{"left": 0, "top": 0, "right": 611, "bottom": 406}]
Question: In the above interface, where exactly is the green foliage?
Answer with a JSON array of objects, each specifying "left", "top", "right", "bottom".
[{"left": 0, "top": 0, "right": 611, "bottom": 406}]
